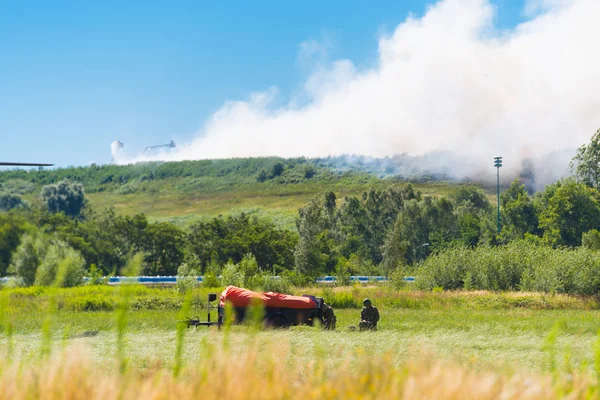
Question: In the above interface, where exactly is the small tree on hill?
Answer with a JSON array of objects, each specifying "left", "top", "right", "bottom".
[
  {"left": 41, "top": 180, "right": 87, "bottom": 217},
  {"left": 271, "top": 162, "right": 284, "bottom": 178},
  {"left": 0, "top": 193, "right": 28, "bottom": 211},
  {"left": 256, "top": 169, "right": 268, "bottom": 182}
]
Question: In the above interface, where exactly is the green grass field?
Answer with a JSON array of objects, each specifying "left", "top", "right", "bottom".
[
  {"left": 6, "top": 308, "right": 600, "bottom": 374},
  {"left": 3, "top": 286, "right": 599, "bottom": 376}
]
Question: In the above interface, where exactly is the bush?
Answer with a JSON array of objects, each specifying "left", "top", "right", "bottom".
[
  {"left": 335, "top": 258, "right": 351, "bottom": 286},
  {"left": 582, "top": 229, "right": 600, "bottom": 250},
  {"left": 0, "top": 193, "right": 28, "bottom": 211},
  {"left": 244, "top": 273, "right": 290, "bottom": 293},
  {"left": 220, "top": 262, "right": 244, "bottom": 287},
  {"left": 35, "top": 241, "right": 85, "bottom": 287},
  {"left": 416, "top": 241, "right": 600, "bottom": 295},
  {"left": 87, "top": 264, "right": 108, "bottom": 286},
  {"left": 388, "top": 265, "right": 410, "bottom": 290},
  {"left": 326, "top": 291, "right": 360, "bottom": 308},
  {"left": 280, "top": 269, "right": 313, "bottom": 287},
  {"left": 176, "top": 263, "right": 199, "bottom": 293},
  {"left": 8, "top": 233, "right": 49, "bottom": 286},
  {"left": 202, "top": 270, "right": 221, "bottom": 288}
]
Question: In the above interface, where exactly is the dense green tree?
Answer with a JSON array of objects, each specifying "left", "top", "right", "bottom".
[
  {"left": 571, "top": 127, "right": 600, "bottom": 188},
  {"left": 187, "top": 213, "right": 297, "bottom": 272},
  {"left": 143, "top": 222, "right": 186, "bottom": 275},
  {"left": 336, "top": 186, "right": 417, "bottom": 264},
  {"left": 114, "top": 213, "right": 150, "bottom": 254},
  {"left": 294, "top": 194, "right": 334, "bottom": 277},
  {"left": 256, "top": 169, "right": 268, "bottom": 182},
  {"left": 422, "top": 197, "right": 457, "bottom": 249},
  {"left": 0, "top": 193, "right": 28, "bottom": 211},
  {"left": 41, "top": 179, "right": 87, "bottom": 217},
  {"left": 0, "top": 213, "right": 28, "bottom": 276},
  {"left": 271, "top": 162, "right": 285, "bottom": 178},
  {"left": 304, "top": 165, "right": 316, "bottom": 179},
  {"left": 36, "top": 206, "right": 130, "bottom": 274},
  {"left": 394, "top": 200, "right": 429, "bottom": 264},
  {"left": 452, "top": 187, "right": 494, "bottom": 247},
  {"left": 382, "top": 216, "right": 407, "bottom": 273},
  {"left": 452, "top": 187, "right": 492, "bottom": 213},
  {"left": 539, "top": 180, "right": 600, "bottom": 247},
  {"left": 501, "top": 179, "right": 539, "bottom": 239},
  {"left": 8, "top": 232, "right": 49, "bottom": 286}
]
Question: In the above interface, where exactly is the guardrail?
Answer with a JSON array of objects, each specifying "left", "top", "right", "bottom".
[
  {"left": 1, "top": 275, "right": 415, "bottom": 286},
  {"left": 102, "top": 276, "right": 415, "bottom": 285}
]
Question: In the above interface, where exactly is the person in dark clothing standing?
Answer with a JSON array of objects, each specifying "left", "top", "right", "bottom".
[{"left": 359, "top": 298, "right": 379, "bottom": 331}]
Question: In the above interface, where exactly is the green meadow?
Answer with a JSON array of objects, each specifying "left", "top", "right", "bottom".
[{"left": 3, "top": 285, "right": 600, "bottom": 375}]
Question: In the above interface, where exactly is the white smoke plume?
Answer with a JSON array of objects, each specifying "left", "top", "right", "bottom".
[
  {"left": 110, "top": 140, "right": 124, "bottom": 163},
  {"left": 124, "top": 0, "right": 600, "bottom": 185}
]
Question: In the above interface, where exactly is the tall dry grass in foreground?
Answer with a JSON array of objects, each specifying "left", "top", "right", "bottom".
[{"left": 0, "top": 337, "right": 596, "bottom": 400}]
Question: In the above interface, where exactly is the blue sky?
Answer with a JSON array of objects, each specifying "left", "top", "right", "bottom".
[{"left": 0, "top": 0, "right": 528, "bottom": 167}]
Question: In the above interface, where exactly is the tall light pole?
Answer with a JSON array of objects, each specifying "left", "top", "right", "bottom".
[{"left": 494, "top": 157, "right": 503, "bottom": 234}]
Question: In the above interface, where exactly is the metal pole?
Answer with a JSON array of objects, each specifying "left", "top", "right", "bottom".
[
  {"left": 494, "top": 156, "right": 502, "bottom": 235},
  {"left": 497, "top": 165, "right": 500, "bottom": 234}
]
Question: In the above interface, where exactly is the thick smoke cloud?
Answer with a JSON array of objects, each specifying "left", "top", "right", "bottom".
[{"left": 126, "top": 0, "right": 600, "bottom": 186}]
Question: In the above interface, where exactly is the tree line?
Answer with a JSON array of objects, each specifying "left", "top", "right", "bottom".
[
  {"left": 3, "top": 174, "right": 600, "bottom": 286},
  {"left": 2, "top": 128, "right": 600, "bottom": 288}
]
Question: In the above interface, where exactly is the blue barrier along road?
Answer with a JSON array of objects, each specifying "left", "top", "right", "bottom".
[{"left": 1, "top": 276, "right": 415, "bottom": 286}]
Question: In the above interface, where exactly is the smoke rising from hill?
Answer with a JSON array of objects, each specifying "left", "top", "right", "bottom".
[{"left": 124, "top": 0, "right": 600, "bottom": 187}]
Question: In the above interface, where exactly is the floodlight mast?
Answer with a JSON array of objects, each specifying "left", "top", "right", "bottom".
[{"left": 494, "top": 157, "right": 503, "bottom": 234}]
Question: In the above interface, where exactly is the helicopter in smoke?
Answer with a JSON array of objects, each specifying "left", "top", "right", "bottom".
[{"left": 143, "top": 140, "right": 176, "bottom": 155}]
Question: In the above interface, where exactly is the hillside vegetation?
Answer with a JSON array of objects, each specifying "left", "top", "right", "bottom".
[{"left": 1, "top": 156, "right": 470, "bottom": 228}]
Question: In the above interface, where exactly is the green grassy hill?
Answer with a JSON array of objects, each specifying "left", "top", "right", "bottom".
[
  {"left": 86, "top": 180, "right": 468, "bottom": 229},
  {"left": 1, "top": 156, "right": 488, "bottom": 229}
]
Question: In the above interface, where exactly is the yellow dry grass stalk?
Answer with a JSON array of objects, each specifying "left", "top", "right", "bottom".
[{"left": 0, "top": 337, "right": 596, "bottom": 400}]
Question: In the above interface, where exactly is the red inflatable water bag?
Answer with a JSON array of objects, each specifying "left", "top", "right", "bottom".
[{"left": 219, "top": 286, "right": 316, "bottom": 309}]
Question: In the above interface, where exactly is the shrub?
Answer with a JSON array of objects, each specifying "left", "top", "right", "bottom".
[
  {"left": 8, "top": 233, "right": 49, "bottom": 286},
  {"left": 176, "top": 263, "right": 199, "bottom": 294},
  {"left": 327, "top": 291, "right": 360, "bottom": 308},
  {"left": 35, "top": 241, "right": 85, "bottom": 287},
  {"left": 388, "top": 265, "right": 410, "bottom": 290},
  {"left": 0, "top": 193, "right": 28, "bottom": 211},
  {"left": 249, "top": 273, "right": 291, "bottom": 293},
  {"left": 582, "top": 229, "right": 600, "bottom": 250},
  {"left": 416, "top": 241, "right": 600, "bottom": 295},
  {"left": 220, "top": 262, "right": 244, "bottom": 287},
  {"left": 335, "top": 258, "right": 351, "bottom": 286},
  {"left": 87, "top": 264, "right": 108, "bottom": 286},
  {"left": 202, "top": 271, "right": 221, "bottom": 288},
  {"left": 280, "top": 269, "right": 313, "bottom": 287}
]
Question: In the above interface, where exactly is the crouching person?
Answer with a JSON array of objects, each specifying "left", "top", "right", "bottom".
[
  {"left": 322, "top": 303, "right": 337, "bottom": 330},
  {"left": 359, "top": 298, "right": 379, "bottom": 331}
]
